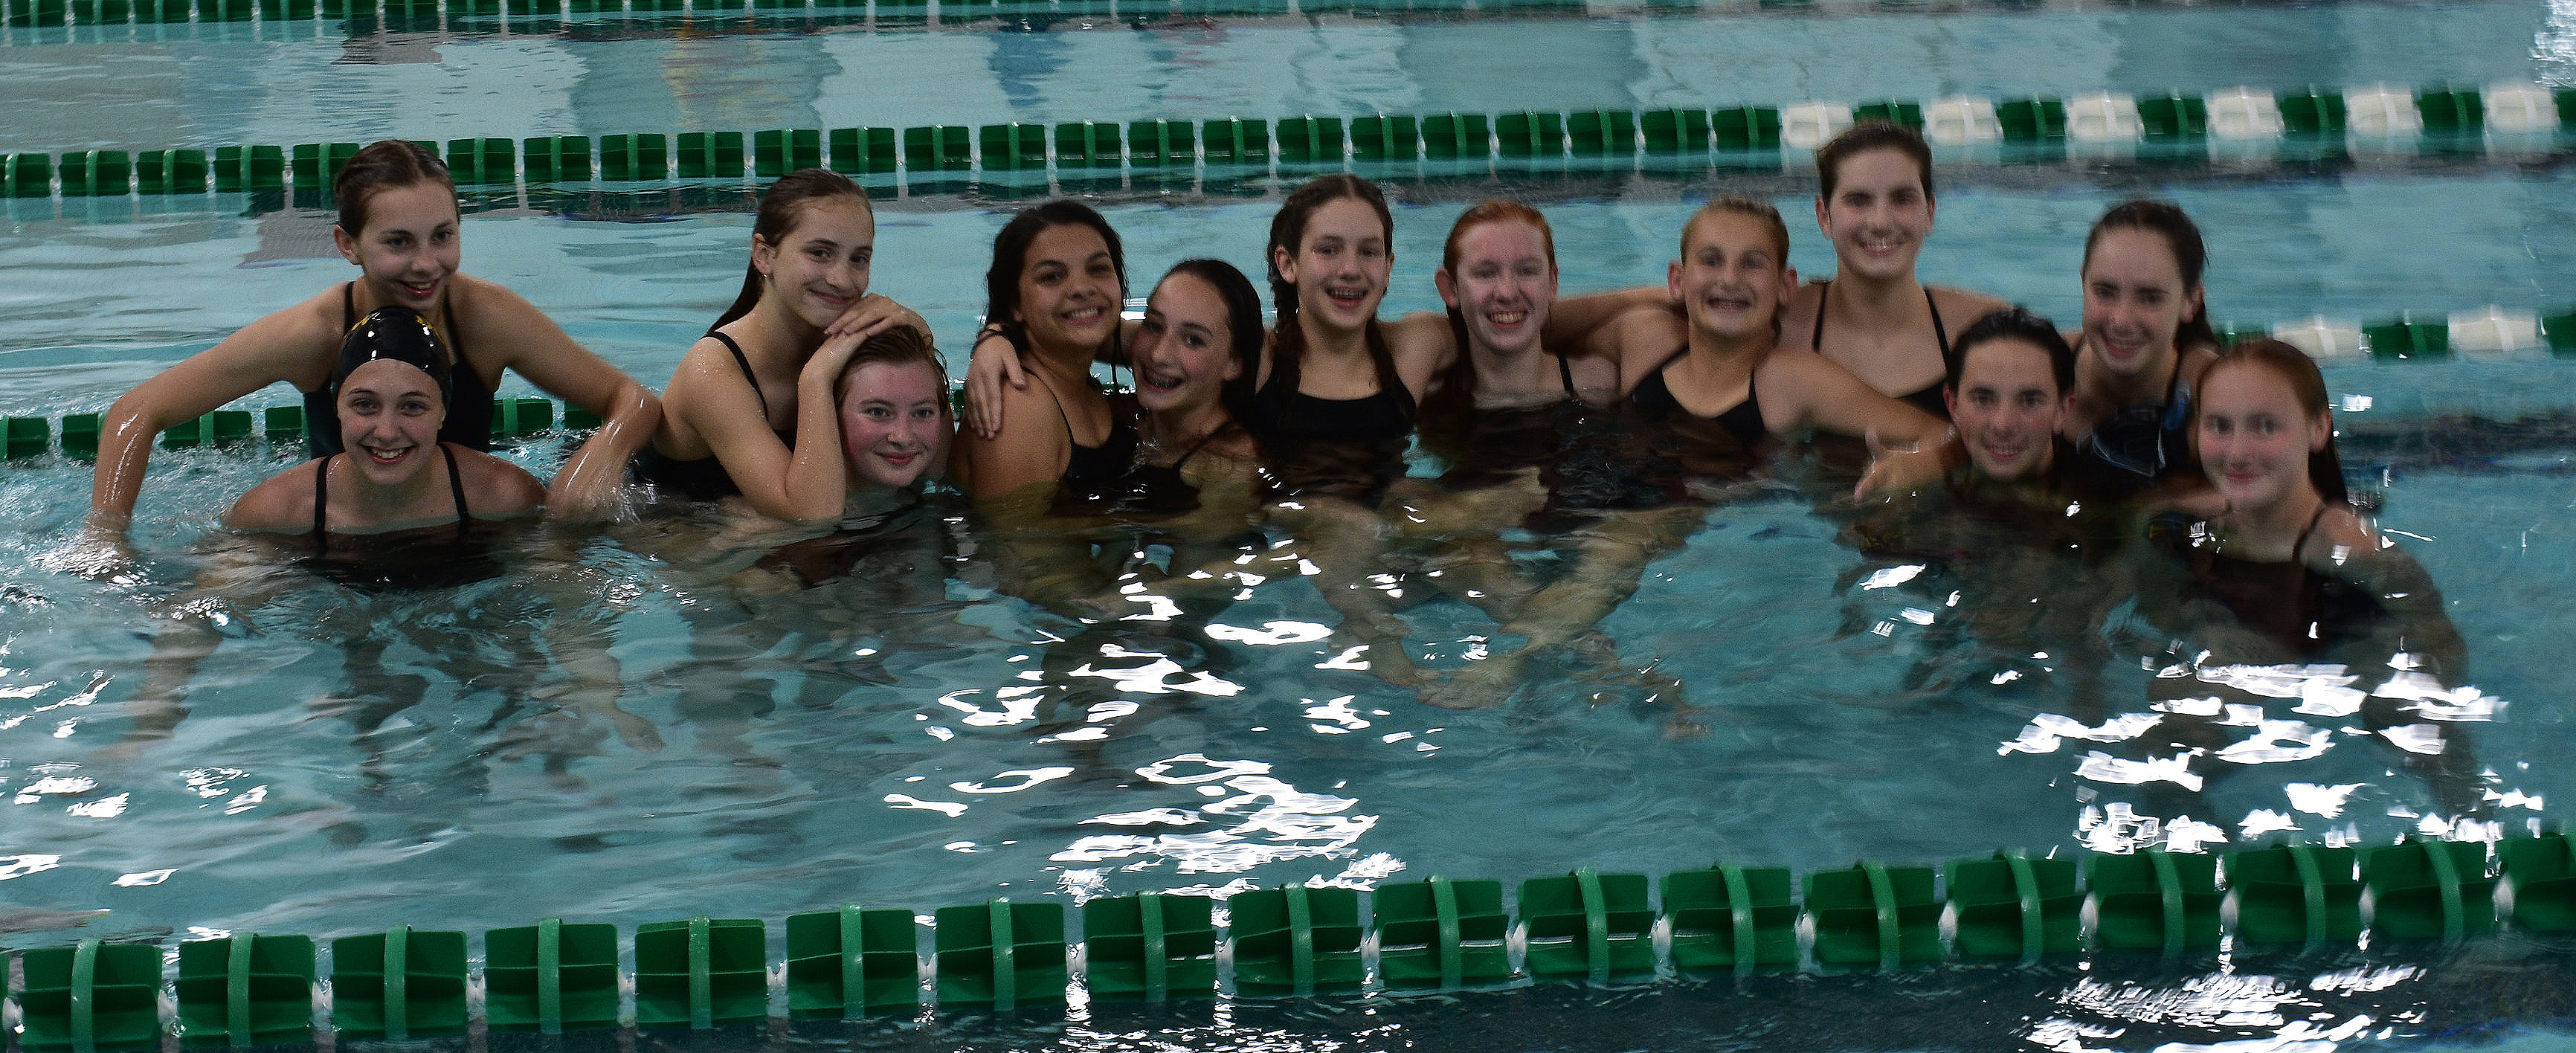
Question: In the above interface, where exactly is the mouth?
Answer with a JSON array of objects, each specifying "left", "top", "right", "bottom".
[
  {"left": 1061, "top": 305, "right": 1107, "bottom": 326},
  {"left": 1138, "top": 367, "right": 1187, "bottom": 396},
  {"left": 1978, "top": 438, "right": 2028, "bottom": 463},
  {"left": 1324, "top": 283, "right": 1372, "bottom": 311},
  {"left": 1855, "top": 232, "right": 1907, "bottom": 257},
  {"left": 811, "top": 288, "right": 852, "bottom": 311},
  {"left": 397, "top": 277, "right": 440, "bottom": 300},
  {"left": 1484, "top": 309, "right": 1530, "bottom": 328},
  {"left": 1701, "top": 292, "right": 1755, "bottom": 315},
  {"left": 875, "top": 449, "right": 919, "bottom": 468},
  {"left": 361, "top": 442, "right": 416, "bottom": 466}
]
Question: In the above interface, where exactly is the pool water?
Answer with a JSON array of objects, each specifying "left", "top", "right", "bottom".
[{"left": 7, "top": 1, "right": 2576, "bottom": 1051}]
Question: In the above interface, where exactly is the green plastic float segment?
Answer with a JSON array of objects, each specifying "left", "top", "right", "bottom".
[
  {"left": 1944, "top": 851, "right": 2083, "bottom": 961},
  {"left": 16, "top": 941, "right": 165, "bottom": 1053},
  {"left": 1199, "top": 118, "right": 1270, "bottom": 167},
  {"left": 2139, "top": 93, "right": 2209, "bottom": 141},
  {"left": 1373, "top": 876, "right": 1511, "bottom": 990},
  {"left": 2277, "top": 88, "right": 2348, "bottom": 135},
  {"left": 288, "top": 142, "right": 361, "bottom": 188},
  {"left": 902, "top": 126, "right": 973, "bottom": 172},
  {"left": 7, "top": 0, "right": 69, "bottom": 28},
  {"left": 1663, "top": 865, "right": 1797, "bottom": 974},
  {"left": 1711, "top": 106, "right": 1783, "bottom": 150},
  {"left": 2416, "top": 86, "right": 2485, "bottom": 131},
  {"left": 2088, "top": 848, "right": 2222, "bottom": 955},
  {"left": 2364, "top": 317, "right": 2451, "bottom": 361},
  {"left": 59, "top": 150, "right": 132, "bottom": 197},
  {"left": 599, "top": 134, "right": 672, "bottom": 182},
  {"left": 1518, "top": 869, "right": 1655, "bottom": 982},
  {"left": 175, "top": 933, "right": 315, "bottom": 1048},
  {"left": 2361, "top": 838, "right": 2496, "bottom": 942},
  {"left": 136, "top": 149, "right": 210, "bottom": 195},
  {"left": 6, "top": 416, "right": 51, "bottom": 459},
  {"left": 2499, "top": 834, "right": 2576, "bottom": 932},
  {"left": 827, "top": 127, "right": 898, "bottom": 175},
  {"left": 213, "top": 145, "right": 286, "bottom": 193},
  {"left": 1274, "top": 115, "right": 1346, "bottom": 164},
  {"left": 59, "top": 413, "right": 102, "bottom": 458},
  {"left": 1053, "top": 122, "right": 1124, "bottom": 170},
  {"left": 932, "top": 900, "right": 1068, "bottom": 1011},
  {"left": 754, "top": 129, "right": 825, "bottom": 176},
  {"left": 483, "top": 919, "right": 621, "bottom": 1034},
  {"left": 2541, "top": 309, "right": 2576, "bottom": 355},
  {"left": 1420, "top": 113, "right": 1492, "bottom": 159},
  {"left": 1853, "top": 100, "right": 1925, "bottom": 131},
  {"left": 978, "top": 123, "right": 1049, "bottom": 172},
  {"left": 1350, "top": 114, "right": 1420, "bottom": 162},
  {"left": 1805, "top": 862, "right": 1942, "bottom": 970},
  {"left": 1495, "top": 112, "right": 1568, "bottom": 157},
  {"left": 263, "top": 405, "right": 306, "bottom": 445},
  {"left": 1124, "top": 120, "right": 1197, "bottom": 168},
  {"left": 160, "top": 410, "right": 254, "bottom": 450},
  {"left": 2224, "top": 843, "right": 2362, "bottom": 951},
  {"left": 1997, "top": 98, "right": 2068, "bottom": 141},
  {"left": 785, "top": 906, "right": 921, "bottom": 1017},
  {"left": 1229, "top": 884, "right": 1365, "bottom": 996},
  {"left": 2214, "top": 320, "right": 2269, "bottom": 347},
  {"left": 1566, "top": 110, "right": 1638, "bottom": 155},
  {"left": 675, "top": 132, "right": 747, "bottom": 178},
  {"left": 329, "top": 927, "right": 470, "bottom": 1040},
  {"left": 444, "top": 138, "right": 517, "bottom": 185},
  {"left": 1079, "top": 892, "right": 1217, "bottom": 1001},
  {"left": 4, "top": 152, "right": 53, "bottom": 198},
  {"left": 564, "top": 405, "right": 605, "bottom": 430},
  {"left": 1640, "top": 109, "right": 1713, "bottom": 154},
  {"left": 522, "top": 136, "right": 593, "bottom": 184},
  {"left": 634, "top": 916, "right": 768, "bottom": 1028},
  {"left": 72, "top": 0, "right": 132, "bottom": 23}
]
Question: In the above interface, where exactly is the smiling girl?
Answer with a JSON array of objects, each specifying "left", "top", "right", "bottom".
[
  {"left": 91, "top": 140, "right": 657, "bottom": 536},
  {"left": 2066, "top": 200, "right": 2221, "bottom": 486}
]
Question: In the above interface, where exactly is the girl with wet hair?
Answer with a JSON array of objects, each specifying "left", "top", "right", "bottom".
[
  {"left": 953, "top": 199, "right": 1137, "bottom": 504},
  {"left": 2067, "top": 199, "right": 2221, "bottom": 487},
  {"left": 90, "top": 139, "right": 660, "bottom": 538},
  {"left": 645, "top": 168, "right": 930, "bottom": 521}
]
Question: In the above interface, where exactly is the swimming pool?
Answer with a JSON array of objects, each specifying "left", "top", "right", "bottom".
[{"left": 7, "top": 1, "right": 2576, "bottom": 1049}]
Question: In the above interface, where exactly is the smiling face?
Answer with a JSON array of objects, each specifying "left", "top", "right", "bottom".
[
  {"left": 2195, "top": 360, "right": 2330, "bottom": 516},
  {"left": 1436, "top": 218, "right": 1557, "bottom": 357},
  {"left": 2081, "top": 225, "right": 2202, "bottom": 382},
  {"left": 1275, "top": 196, "right": 1392, "bottom": 337},
  {"left": 1010, "top": 222, "right": 1122, "bottom": 355},
  {"left": 1946, "top": 337, "right": 2067, "bottom": 481},
  {"left": 1668, "top": 209, "right": 1793, "bottom": 344},
  {"left": 333, "top": 181, "right": 462, "bottom": 314},
  {"left": 1133, "top": 271, "right": 1245, "bottom": 417},
  {"left": 335, "top": 358, "right": 446, "bottom": 486},
  {"left": 753, "top": 197, "right": 875, "bottom": 332},
  {"left": 1815, "top": 147, "right": 1933, "bottom": 283},
  {"left": 838, "top": 360, "right": 947, "bottom": 490}
]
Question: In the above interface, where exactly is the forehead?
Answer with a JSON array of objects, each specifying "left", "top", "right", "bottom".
[
  {"left": 785, "top": 198, "right": 875, "bottom": 242},
  {"left": 359, "top": 181, "right": 459, "bottom": 231},
  {"left": 1958, "top": 338, "right": 2059, "bottom": 390},
  {"left": 339, "top": 358, "right": 442, "bottom": 396},
  {"left": 1304, "top": 196, "right": 1387, "bottom": 241},
  {"left": 842, "top": 360, "right": 944, "bottom": 402},
  {"left": 1829, "top": 147, "right": 1925, "bottom": 193},
  {"left": 1455, "top": 219, "right": 1550, "bottom": 262},
  {"left": 1684, "top": 210, "right": 1774, "bottom": 255},
  {"left": 2199, "top": 360, "right": 2304, "bottom": 406},
  {"left": 1025, "top": 221, "right": 1110, "bottom": 262},
  {"left": 1151, "top": 272, "right": 1226, "bottom": 320},
  {"left": 2083, "top": 226, "right": 2183, "bottom": 281}
]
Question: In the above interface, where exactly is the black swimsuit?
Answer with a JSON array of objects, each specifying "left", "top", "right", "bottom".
[
  {"left": 1041, "top": 374, "right": 1142, "bottom": 515},
  {"left": 310, "top": 283, "right": 495, "bottom": 457},
  {"left": 310, "top": 443, "right": 473, "bottom": 558},
  {"left": 2177, "top": 504, "right": 2383, "bottom": 654},
  {"left": 1627, "top": 347, "right": 1769, "bottom": 450},
  {"left": 634, "top": 332, "right": 793, "bottom": 501},
  {"left": 1810, "top": 280, "right": 1951, "bottom": 418},
  {"left": 2073, "top": 355, "right": 2195, "bottom": 489}
]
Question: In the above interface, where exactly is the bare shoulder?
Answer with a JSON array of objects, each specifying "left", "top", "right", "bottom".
[
  {"left": 1931, "top": 286, "right": 2009, "bottom": 321},
  {"left": 451, "top": 447, "right": 548, "bottom": 517},
  {"left": 225, "top": 460, "right": 323, "bottom": 532}
]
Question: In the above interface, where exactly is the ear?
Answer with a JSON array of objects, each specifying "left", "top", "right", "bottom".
[
  {"left": 1813, "top": 193, "right": 1830, "bottom": 235},
  {"left": 1272, "top": 244, "right": 1299, "bottom": 288},
  {"left": 1777, "top": 265, "right": 1798, "bottom": 303},
  {"left": 2310, "top": 409, "right": 2332, "bottom": 453},
  {"left": 2185, "top": 285, "right": 2207, "bottom": 335},
  {"left": 1667, "top": 259, "right": 1685, "bottom": 304},
  {"left": 332, "top": 225, "right": 361, "bottom": 266},
  {"left": 750, "top": 233, "right": 777, "bottom": 279},
  {"left": 1942, "top": 386, "right": 1959, "bottom": 419},
  {"left": 1434, "top": 267, "right": 1461, "bottom": 310}
]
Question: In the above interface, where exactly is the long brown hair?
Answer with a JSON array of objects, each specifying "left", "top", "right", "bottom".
[
  {"left": 2196, "top": 338, "right": 2348, "bottom": 503},
  {"left": 1260, "top": 174, "right": 1405, "bottom": 434},
  {"left": 713, "top": 168, "right": 873, "bottom": 335},
  {"left": 334, "top": 140, "right": 455, "bottom": 236}
]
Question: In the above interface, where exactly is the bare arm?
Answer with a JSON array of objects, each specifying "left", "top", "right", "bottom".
[
  {"left": 91, "top": 295, "right": 339, "bottom": 534},
  {"left": 663, "top": 332, "right": 864, "bottom": 524},
  {"left": 956, "top": 372, "right": 1073, "bottom": 499},
  {"left": 1542, "top": 285, "right": 1669, "bottom": 355},
  {"left": 1762, "top": 351, "right": 1945, "bottom": 448},
  {"left": 448, "top": 277, "right": 660, "bottom": 522}
]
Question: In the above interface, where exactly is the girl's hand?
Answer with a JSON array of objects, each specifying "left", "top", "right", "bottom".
[
  {"left": 821, "top": 294, "right": 924, "bottom": 343},
  {"left": 963, "top": 328, "right": 1027, "bottom": 439}
]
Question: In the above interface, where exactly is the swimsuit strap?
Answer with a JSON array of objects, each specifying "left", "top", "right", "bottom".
[
  {"left": 1809, "top": 279, "right": 1829, "bottom": 350},
  {"left": 1556, "top": 352, "right": 1577, "bottom": 395},
  {"left": 442, "top": 443, "right": 471, "bottom": 542},
  {"left": 1650, "top": 344, "right": 1690, "bottom": 378},
  {"left": 341, "top": 282, "right": 357, "bottom": 329},
  {"left": 1167, "top": 420, "right": 1239, "bottom": 472},
  {"left": 442, "top": 298, "right": 471, "bottom": 381},
  {"left": 2291, "top": 500, "right": 2330, "bottom": 559},
  {"left": 708, "top": 331, "right": 770, "bottom": 423},
  {"left": 1925, "top": 286, "right": 1951, "bottom": 354},
  {"left": 312, "top": 454, "right": 334, "bottom": 558}
]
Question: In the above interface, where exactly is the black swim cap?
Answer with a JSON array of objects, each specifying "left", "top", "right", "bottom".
[{"left": 332, "top": 306, "right": 453, "bottom": 403}]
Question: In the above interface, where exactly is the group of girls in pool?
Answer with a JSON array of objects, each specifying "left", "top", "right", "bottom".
[{"left": 88, "top": 129, "right": 2461, "bottom": 724}]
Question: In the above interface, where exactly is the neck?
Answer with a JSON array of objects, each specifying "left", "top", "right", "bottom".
[
  {"left": 1298, "top": 315, "right": 1373, "bottom": 361},
  {"left": 1827, "top": 268, "right": 1924, "bottom": 312},
  {"left": 1687, "top": 323, "right": 1770, "bottom": 367},
  {"left": 2078, "top": 343, "right": 2178, "bottom": 407},
  {"left": 354, "top": 279, "right": 445, "bottom": 321},
  {"left": 338, "top": 449, "right": 442, "bottom": 523},
  {"left": 2220, "top": 486, "right": 2326, "bottom": 550},
  {"left": 1145, "top": 400, "right": 1232, "bottom": 452},
  {"left": 1469, "top": 338, "right": 1556, "bottom": 397}
]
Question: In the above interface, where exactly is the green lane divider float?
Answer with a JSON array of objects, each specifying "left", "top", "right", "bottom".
[
  {"left": 10, "top": 834, "right": 2576, "bottom": 1047},
  {"left": 5, "top": 306, "right": 2569, "bottom": 462},
  {"left": 3, "top": 81, "right": 2567, "bottom": 202}
]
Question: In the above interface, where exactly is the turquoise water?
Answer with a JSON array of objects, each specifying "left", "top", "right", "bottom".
[{"left": 7, "top": 2, "right": 2576, "bottom": 1050}]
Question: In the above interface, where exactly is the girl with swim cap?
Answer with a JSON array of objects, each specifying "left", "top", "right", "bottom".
[
  {"left": 646, "top": 168, "right": 930, "bottom": 521},
  {"left": 91, "top": 139, "right": 658, "bottom": 536}
]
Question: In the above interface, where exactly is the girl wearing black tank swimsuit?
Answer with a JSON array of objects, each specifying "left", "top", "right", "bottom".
[
  {"left": 956, "top": 201, "right": 1136, "bottom": 506},
  {"left": 649, "top": 169, "right": 929, "bottom": 521}
]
